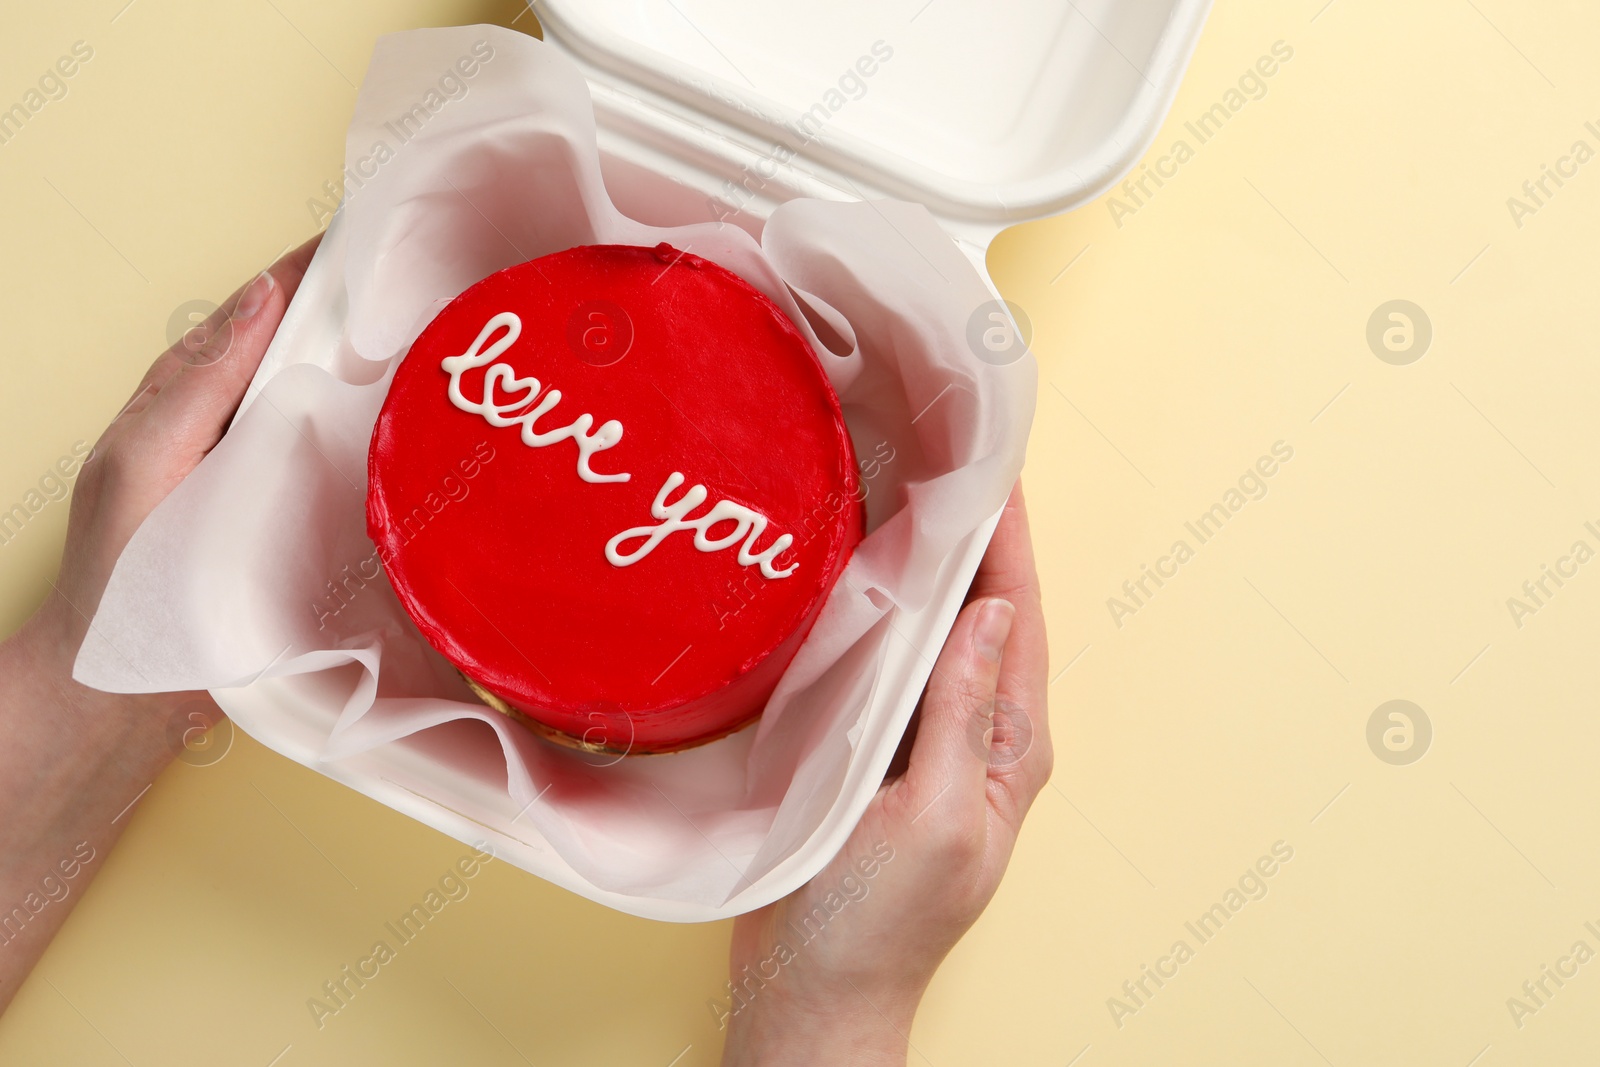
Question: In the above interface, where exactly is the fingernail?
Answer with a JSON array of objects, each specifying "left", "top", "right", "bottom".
[
  {"left": 975, "top": 598, "right": 1014, "bottom": 663},
  {"left": 233, "top": 270, "right": 276, "bottom": 322}
]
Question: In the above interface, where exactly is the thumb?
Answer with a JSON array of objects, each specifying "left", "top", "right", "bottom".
[
  {"left": 62, "top": 238, "right": 319, "bottom": 616},
  {"left": 900, "top": 597, "right": 1015, "bottom": 830},
  {"left": 135, "top": 237, "right": 320, "bottom": 455}
]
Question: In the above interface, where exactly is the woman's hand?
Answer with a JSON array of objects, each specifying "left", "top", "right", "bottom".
[
  {"left": 720, "top": 483, "right": 1052, "bottom": 1066},
  {"left": 0, "top": 237, "right": 319, "bottom": 1014},
  {"left": 52, "top": 237, "right": 320, "bottom": 637}
]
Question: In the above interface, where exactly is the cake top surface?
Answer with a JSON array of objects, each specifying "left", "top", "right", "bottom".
[{"left": 367, "top": 243, "right": 861, "bottom": 745}]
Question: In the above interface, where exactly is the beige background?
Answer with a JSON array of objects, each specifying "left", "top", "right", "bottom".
[{"left": 3, "top": 0, "right": 1598, "bottom": 1063}]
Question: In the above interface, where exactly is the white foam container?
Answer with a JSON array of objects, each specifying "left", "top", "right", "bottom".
[
  {"left": 216, "top": 0, "right": 1211, "bottom": 921},
  {"left": 547, "top": 0, "right": 1211, "bottom": 255}
]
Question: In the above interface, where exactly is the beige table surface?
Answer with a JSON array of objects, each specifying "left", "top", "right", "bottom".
[{"left": 4, "top": 1, "right": 1599, "bottom": 1063}]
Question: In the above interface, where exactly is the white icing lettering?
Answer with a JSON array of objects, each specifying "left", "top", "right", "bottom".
[
  {"left": 606, "top": 472, "right": 796, "bottom": 579},
  {"left": 441, "top": 314, "right": 793, "bottom": 580},
  {"left": 440, "top": 312, "right": 629, "bottom": 484}
]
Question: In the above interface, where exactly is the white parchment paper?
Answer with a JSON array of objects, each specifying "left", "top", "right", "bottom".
[{"left": 75, "top": 25, "right": 1035, "bottom": 918}]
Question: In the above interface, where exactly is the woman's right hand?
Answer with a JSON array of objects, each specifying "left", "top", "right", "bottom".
[{"left": 721, "top": 483, "right": 1052, "bottom": 1065}]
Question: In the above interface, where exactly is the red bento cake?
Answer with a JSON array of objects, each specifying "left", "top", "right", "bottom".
[{"left": 366, "top": 244, "right": 864, "bottom": 754}]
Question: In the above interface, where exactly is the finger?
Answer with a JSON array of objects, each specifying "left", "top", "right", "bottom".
[
  {"left": 112, "top": 354, "right": 184, "bottom": 425},
  {"left": 899, "top": 596, "right": 1015, "bottom": 834},
  {"left": 973, "top": 484, "right": 1054, "bottom": 823},
  {"left": 967, "top": 482, "right": 1042, "bottom": 612},
  {"left": 116, "top": 237, "right": 321, "bottom": 421},
  {"left": 133, "top": 235, "right": 321, "bottom": 452},
  {"left": 970, "top": 485, "right": 1048, "bottom": 705}
]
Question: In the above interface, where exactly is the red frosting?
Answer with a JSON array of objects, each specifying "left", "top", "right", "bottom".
[{"left": 367, "top": 244, "right": 863, "bottom": 753}]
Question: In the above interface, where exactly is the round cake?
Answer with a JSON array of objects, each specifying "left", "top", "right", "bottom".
[{"left": 367, "top": 243, "right": 864, "bottom": 754}]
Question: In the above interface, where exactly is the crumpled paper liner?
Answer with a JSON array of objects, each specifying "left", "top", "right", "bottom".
[{"left": 75, "top": 24, "right": 1035, "bottom": 916}]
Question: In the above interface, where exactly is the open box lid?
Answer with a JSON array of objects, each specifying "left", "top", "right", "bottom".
[{"left": 537, "top": 0, "right": 1212, "bottom": 251}]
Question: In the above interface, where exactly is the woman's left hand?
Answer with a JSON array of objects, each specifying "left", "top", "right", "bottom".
[{"left": 0, "top": 236, "right": 319, "bottom": 1014}]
